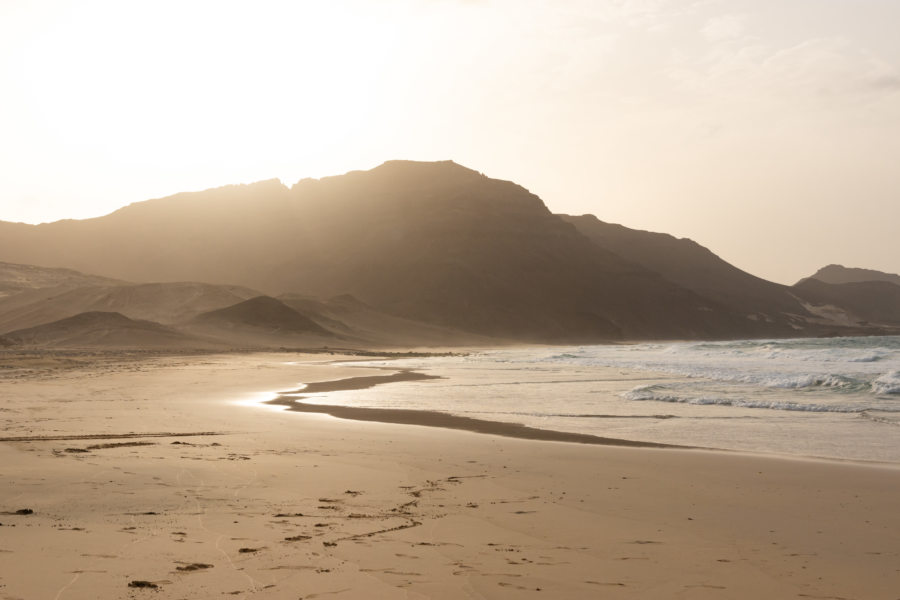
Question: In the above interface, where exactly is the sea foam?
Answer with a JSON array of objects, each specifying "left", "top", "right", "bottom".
[
  {"left": 872, "top": 371, "right": 900, "bottom": 395},
  {"left": 533, "top": 336, "right": 900, "bottom": 396},
  {"left": 621, "top": 384, "right": 893, "bottom": 413}
]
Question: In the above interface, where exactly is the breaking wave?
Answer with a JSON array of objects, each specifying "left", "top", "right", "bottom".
[
  {"left": 532, "top": 336, "right": 900, "bottom": 397},
  {"left": 872, "top": 371, "right": 900, "bottom": 395},
  {"left": 623, "top": 384, "right": 900, "bottom": 413}
]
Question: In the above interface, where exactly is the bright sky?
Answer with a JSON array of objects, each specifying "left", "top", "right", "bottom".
[{"left": 1, "top": 0, "right": 899, "bottom": 284}]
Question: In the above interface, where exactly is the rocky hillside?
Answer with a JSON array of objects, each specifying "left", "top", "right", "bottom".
[{"left": 561, "top": 214, "right": 814, "bottom": 333}]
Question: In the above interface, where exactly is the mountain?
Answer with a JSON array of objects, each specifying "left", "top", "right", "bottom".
[
  {"left": 800, "top": 264, "right": 900, "bottom": 287},
  {"left": 0, "top": 161, "right": 755, "bottom": 342},
  {"left": 561, "top": 214, "right": 816, "bottom": 333},
  {"left": 0, "top": 179, "right": 294, "bottom": 285},
  {"left": 2, "top": 311, "right": 215, "bottom": 348},
  {"left": 791, "top": 279, "right": 900, "bottom": 327},
  {"left": 0, "top": 160, "right": 894, "bottom": 342}
]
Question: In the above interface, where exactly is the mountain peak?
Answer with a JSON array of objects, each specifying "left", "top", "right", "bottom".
[
  {"left": 349, "top": 159, "right": 484, "bottom": 184},
  {"left": 375, "top": 159, "right": 474, "bottom": 172},
  {"left": 802, "top": 264, "right": 900, "bottom": 287}
]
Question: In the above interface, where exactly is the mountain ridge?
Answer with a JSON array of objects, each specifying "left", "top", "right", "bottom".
[
  {"left": 1, "top": 161, "right": 896, "bottom": 343},
  {"left": 800, "top": 264, "right": 900, "bottom": 287}
]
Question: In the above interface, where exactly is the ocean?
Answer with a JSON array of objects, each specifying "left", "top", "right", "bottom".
[{"left": 301, "top": 336, "right": 900, "bottom": 463}]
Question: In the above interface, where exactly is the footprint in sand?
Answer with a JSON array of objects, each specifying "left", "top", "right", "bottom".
[{"left": 175, "top": 563, "right": 213, "bottom": 572}]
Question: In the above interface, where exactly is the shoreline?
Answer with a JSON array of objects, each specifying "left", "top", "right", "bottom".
[
  {"left": 268, "top": 369, "right": 681, "bottom": 448},
  {"left": 268, "top": 364, "right": 900, "bottom": 466}
]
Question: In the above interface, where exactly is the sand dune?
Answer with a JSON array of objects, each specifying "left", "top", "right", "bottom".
[
  {"left": 0, "top": 262, "right": 499, "bottom": 349},
  {"left": 0, "top": 279, "right": 263, "bottom": 333},
  {"left": 278, "top": 293, "right": 497, "bottom": 347},
  {"left": 189, "top": 296, "right": 330, "bottom": 334},
  {"left": 0, "top": 260, "right": 123, "bottom": 298},
  {"left": 184, "top": 296, "right": 341, "bottom": 348}
]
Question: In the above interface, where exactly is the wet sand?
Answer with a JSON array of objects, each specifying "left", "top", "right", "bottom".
[
  {"left": 1, "top": 351, "right": 899, "bottom": 599},
  {"left": 269, "top": 370, "right": 677, "bottom": 448}
]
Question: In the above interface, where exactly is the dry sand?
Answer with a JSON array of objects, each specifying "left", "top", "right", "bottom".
[{"left": 0, "top": 351, "right": 898, "bottom": 599}]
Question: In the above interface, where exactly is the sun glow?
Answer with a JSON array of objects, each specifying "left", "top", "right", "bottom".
[
  {"left": 15, "top": 3, "right": 405, "bottom": 175},
  {"left": 233, "top": 388, "right": 298, "bottom": 414},
  {"left": 2, "top": 0, "right": 900, "bottom": 282},
  {"left": 5, "top": 1, "right": 471, "bottom": 223}
]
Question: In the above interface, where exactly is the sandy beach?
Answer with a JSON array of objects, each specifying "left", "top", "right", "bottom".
[{"left": 1, "top": 351, "right": 898, "bottom": 599}]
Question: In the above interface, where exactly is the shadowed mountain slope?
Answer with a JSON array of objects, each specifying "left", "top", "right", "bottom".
[
  {"left": 0, "top": 179, "right": 294, "bottom": 285},
  {"left": 2, "top": 311, "right": 215, "bottom": 348},
  {"left": 561, "top": 214, "right": 812, "bottom": 321},
  {"left": 801, "top": 264, "right": 900, "bottom": 287},
  {"left": 563, "top": 215, "right": 900, "bottom": 336},
  {"left": 278, "top": 293, "right": 497, "bottom": 347},
  {"left": 278, "top": 162, "right": 762, "bottom": 340},
  {"left": 185, "top": 296, "right": 340, "bottom": 347},
  {"left": 189, "top": 296, "right": 329, "bottom": 334}
]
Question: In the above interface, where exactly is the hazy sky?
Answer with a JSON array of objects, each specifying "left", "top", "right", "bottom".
[{"left": 2, "top": 0, "right": 898, "bottom": 284}]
